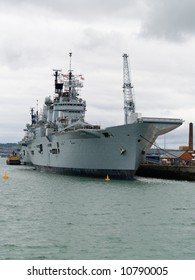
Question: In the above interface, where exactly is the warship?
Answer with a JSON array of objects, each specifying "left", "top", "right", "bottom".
[{"left": 21, "top": 53, "right": 183, "bottom": 179}]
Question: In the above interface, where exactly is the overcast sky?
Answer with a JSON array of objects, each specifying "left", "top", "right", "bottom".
[{"left": 1, "top": 0, "right": 195, "bottom": 148}]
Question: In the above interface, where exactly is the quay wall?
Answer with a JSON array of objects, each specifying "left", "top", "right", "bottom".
[{"left": 136, "top": 164, "right": 195, "bottom": 181}]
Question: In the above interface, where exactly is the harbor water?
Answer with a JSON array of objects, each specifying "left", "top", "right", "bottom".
[{"left": 0, "top": 158, "right": 195, "bottom": 260}]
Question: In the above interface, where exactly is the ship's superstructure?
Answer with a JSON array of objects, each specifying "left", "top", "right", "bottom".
[{"left": 21, "top": 54, "right": 183, "bottom": 179}]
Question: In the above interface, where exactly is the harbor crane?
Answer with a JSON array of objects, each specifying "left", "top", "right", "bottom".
[{"left": 123, "top": 53, "right": 135, "bottom": 124}]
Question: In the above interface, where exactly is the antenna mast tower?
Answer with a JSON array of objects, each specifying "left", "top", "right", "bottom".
[{"left": 123, "top": 53, "right": 135, "bottom": 124}]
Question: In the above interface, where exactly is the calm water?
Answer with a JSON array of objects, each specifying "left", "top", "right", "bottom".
[{"left": 0, "top": 158, "right": 195, "bottom": 260}]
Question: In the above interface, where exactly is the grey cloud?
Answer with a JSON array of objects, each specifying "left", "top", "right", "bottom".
[
  {"left": 2, "top": 0, "right": 195, "bottom": 42},
  {"left": 140, "top": 0, "right": 195, "bottom": 41},
  {"left": 79, "top": 28, "right": 122, "bottom": 51},
  {"left": 0, "top": 0, "right": 141, "bottom": 20}
]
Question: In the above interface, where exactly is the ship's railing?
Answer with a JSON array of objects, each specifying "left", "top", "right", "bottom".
[{"left": 142, "top": 117, "right": 183, "bottom": 124}]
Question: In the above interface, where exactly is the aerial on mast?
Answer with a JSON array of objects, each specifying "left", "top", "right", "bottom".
[
  {"left": 69, "top": 52, "right": 72, "bottom": 69},
  {"left": 69, "top": 52, "right": 72, "bottom": 76},
  {"left": 68, "top": 52, "right": 73, "bottom": 94},
  {"left": 123, "top": 53, "right": 135, "bottom": 124}
]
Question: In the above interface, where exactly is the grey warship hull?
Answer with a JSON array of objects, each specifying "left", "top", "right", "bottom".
[{"left": 21, "top": 119, "right": 182, "bottom": 179}]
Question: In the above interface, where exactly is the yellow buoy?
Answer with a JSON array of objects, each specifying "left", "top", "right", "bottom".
[
  {"left": 2, "top": 172, "right": 9, "bottom": 179},
  {"left": 105, "top": 174, "right": 110, "bottom": 181}
]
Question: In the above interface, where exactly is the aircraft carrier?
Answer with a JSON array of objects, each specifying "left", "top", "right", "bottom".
[{"left": 20, "top": 53, "right": 183, "bottom": 179}]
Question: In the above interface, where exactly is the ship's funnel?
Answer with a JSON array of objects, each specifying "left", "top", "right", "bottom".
[{"left": 189, "top": 122, "right": 193, "bottom": 151}]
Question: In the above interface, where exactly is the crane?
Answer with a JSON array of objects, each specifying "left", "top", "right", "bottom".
[{"left": 123, "top": 53, "right": 135, "bottom": 124}]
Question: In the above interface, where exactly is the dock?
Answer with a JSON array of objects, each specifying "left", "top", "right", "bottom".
[
  {"left": 136, "top": 164, "right": 195, "bottom": 181},
  {"left": 135, "top": 122, "right": 195, "bottom": 181}
]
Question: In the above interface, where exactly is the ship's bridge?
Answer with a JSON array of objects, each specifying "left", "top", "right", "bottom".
[{"left": 53, "top": 101, "right": 86, "bottom": 113}]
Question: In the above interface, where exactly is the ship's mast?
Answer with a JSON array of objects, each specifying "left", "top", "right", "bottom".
[
  {"left": 53, "top": 69, "right": 63, "bottom": 95},
  {"left": 69, "top": 52, "right": 72, "bottom": 94},
  {"left": 123, "top": 53, "right": 135, "bottom": 124},
  {"left": 69, "top": 52, "right": 72, "bottom": 72}
]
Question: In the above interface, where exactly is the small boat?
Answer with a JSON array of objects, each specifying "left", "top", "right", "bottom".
[{"left": 6, "top": 153, "right": 21, "bottom": 165}]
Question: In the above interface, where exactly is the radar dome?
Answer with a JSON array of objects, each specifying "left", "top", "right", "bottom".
[{"left": 45, "top": 96, "right": 52, "bottom": 105}]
